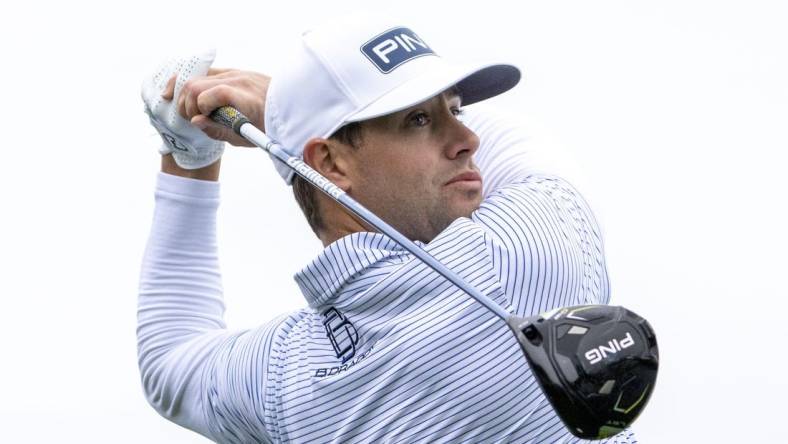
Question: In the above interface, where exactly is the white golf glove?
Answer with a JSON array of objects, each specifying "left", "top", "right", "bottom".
[{"left": 141, "top": 49, "right": 224, "bottom": 169}]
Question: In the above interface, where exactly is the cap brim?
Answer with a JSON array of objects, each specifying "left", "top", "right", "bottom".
[
  {"left": 346, "top": 61, "right": 521, "bottom": 122},
  {"left": 282, "top": 61, "right": 521, "bottom": 185}
]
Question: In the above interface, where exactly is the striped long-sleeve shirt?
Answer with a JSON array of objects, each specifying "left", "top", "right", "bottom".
[{"left": 137, "top": 109, "right": 637, "bottom": 443}]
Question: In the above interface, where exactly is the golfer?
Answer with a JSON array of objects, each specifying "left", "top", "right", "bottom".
[{"left": 138, "top": 15, "right": 635, "bottom": 443}]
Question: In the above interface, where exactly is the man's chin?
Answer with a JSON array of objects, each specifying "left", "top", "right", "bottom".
[
  {"left": 452, "top": 201, "right": 483, "bottom": 222},
  {"left": 462, "top": 196, "right": 484, "bottom": 216}
]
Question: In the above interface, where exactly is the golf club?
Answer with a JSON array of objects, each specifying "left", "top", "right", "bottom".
[{"left": 210, "top": 105, "right": 659, "bottom": 440}]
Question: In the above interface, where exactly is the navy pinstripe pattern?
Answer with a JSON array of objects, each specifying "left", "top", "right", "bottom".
[
  {"left": 191, "top": 179, "right": 619, "bottom": 442},
  {"left": 240, "top": 174, "right": 622, "bottom": 444},
  {"left": 138, "top": 110, "right": 634, "bottom": 443}
]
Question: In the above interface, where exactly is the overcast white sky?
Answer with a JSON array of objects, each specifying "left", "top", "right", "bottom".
[{"left": 1, "top": 0, "right": 786, "bottom": 442}]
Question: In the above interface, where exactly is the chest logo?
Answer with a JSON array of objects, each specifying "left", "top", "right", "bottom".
[{"left": 323, "top": 307, "right": 359, "bottom": 364}]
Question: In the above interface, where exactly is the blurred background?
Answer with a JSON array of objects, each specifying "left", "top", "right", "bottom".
[{"left": 1, "top": 0, "right": 785, "bottom": 442}]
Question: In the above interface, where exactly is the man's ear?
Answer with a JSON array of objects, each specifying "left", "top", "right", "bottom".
[{"left": 302, "top": 138, "right": 353, "bottom": 191}]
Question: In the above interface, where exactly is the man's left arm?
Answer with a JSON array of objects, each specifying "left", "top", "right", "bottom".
[
  {"left": 137, "top": 165, "right": 227, "bottom": 440},
  {"left": 138, "top": 58, "right": 280, "bottom": 440}
]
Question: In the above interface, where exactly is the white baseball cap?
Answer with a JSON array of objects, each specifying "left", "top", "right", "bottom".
[{"left": 264, "top": 15, "right": 522, "bottom": 184}]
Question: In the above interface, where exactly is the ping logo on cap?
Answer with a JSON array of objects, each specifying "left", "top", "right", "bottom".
[{"left": 361, "top": 27, "right": 435, "bottom": 73}]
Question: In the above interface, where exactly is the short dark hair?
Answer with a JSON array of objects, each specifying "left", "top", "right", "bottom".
[{"left": 292, "top": 122, "right": 363, "bottom": 235}]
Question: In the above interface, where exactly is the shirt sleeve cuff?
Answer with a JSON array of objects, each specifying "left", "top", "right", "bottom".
[{"left": 157, "top": 171, "right": 220, "bottom": 200}]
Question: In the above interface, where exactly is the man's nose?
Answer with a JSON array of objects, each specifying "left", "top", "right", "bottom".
[{"left": 445, "top": 115, "right": 480, "bottom": 160}]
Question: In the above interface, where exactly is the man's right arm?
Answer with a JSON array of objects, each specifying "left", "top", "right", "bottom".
[
  {"left": 462, "top": 106, "right": 612, "bottom": 317},
  {"left": 463, "top": 105, "right": 561, "bottom": 198}
]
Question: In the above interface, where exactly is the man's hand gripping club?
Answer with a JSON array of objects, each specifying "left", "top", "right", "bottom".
[{"left": 141, "top": 50, "right": 270, "bottom": 177}]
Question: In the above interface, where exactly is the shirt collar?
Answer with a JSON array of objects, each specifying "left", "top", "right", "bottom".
[{"left": 294, "top": 231, "right": 416, "bottom": 307}]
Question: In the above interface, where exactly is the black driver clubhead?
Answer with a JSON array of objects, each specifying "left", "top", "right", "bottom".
[{"left": 507, "top": 305, "right": 658, "bottom": 440}]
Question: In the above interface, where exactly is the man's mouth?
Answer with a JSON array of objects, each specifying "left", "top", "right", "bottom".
[{"left": 445, "top": 171, "right": 482, "bottom": 185}]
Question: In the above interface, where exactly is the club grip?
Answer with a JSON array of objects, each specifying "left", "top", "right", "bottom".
[{"left": 209, "top": 106, "right": 251, "bottom": 135}]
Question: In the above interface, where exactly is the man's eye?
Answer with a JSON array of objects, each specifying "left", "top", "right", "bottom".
[
  {"left": 411, "top": 112, "right": 430, "bottom": 127},
  {"left": 452, "top": 108, "right": 465, "bottom": 120}
]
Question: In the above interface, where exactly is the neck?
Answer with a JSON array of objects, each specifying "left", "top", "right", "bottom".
[{"left": 316, "top": 194, "right": 372, "bottom": 247}]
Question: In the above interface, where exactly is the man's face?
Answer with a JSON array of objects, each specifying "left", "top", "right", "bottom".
[{"left": 344, "top": 90, "right": 482, "bottom": 242}]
